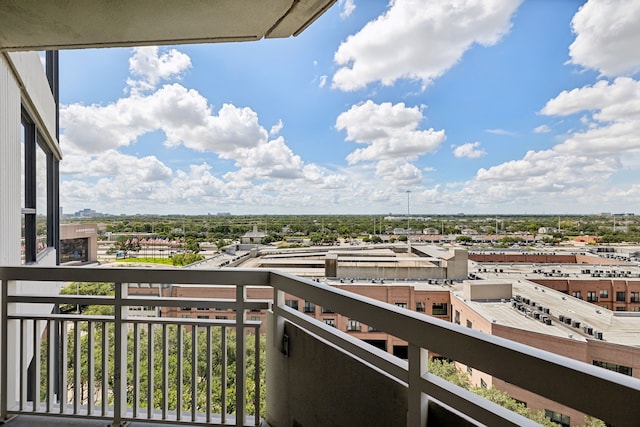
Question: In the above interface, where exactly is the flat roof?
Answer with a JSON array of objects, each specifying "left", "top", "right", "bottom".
[{"left": 454, "top": 279, "right": 640, "bottom": 347}]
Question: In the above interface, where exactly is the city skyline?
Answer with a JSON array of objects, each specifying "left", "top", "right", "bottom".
[{"left": 58, "top": 0, "right": 640, "bottom": 216}]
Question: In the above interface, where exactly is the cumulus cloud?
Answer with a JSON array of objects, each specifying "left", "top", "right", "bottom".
[
  {"left": 453, "top": 142, "right": 487, "bottom": 158},
  {"left": 448, "top": 73, "right": 640, "bottom": 212},
  {"left": 336, "top": 100, "right": 446, "bottom": 165},
  {"left": 332, "top": 0, "right": 522, "bottom": 91},
  {"left": 61, "top": 84, "right": 268, "bottom": 156},
  {"left": 375, "top": 159, "right": 423, "bottom": 185},
  {"left": 127, "top": 47, "right": 191, "bottom": 93},
  {"left": 60, "top": 47, "right": 357, "bottom": 214},
  {"left": 568, "top": 0, "right": 640, "bottom": 76}
]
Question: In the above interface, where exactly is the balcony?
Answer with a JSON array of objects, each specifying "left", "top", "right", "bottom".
[{"left": 1, "top": 266, "right": 639, "bottom": 427}]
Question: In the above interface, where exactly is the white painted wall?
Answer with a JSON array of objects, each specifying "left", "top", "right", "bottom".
[{"left": 1, "top": 52, "right": 61, "bottom": 407}]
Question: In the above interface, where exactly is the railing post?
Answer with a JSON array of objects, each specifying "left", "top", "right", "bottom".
[
  {"left": 407, "top": 344, "right": 428, "bottom": 427},
  {"left": 236, "top": 284, "right": 246, "bottom": 427},
  {"left": 112, "top": 282, "right": 128, "bottom": 427},
  {"left": 271, "top": 288, "right": 286, "bottom": 354}
]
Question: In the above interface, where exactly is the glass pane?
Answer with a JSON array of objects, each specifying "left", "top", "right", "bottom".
[{"left": 36, "top": 143, "right": 48, "bottom": 253}]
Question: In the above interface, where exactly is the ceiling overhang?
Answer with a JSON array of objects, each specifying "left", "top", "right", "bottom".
[{"left": 0, "top": 0, "right": 336, "bottom": 51}]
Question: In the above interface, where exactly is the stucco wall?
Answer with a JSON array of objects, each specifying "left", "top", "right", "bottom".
[{"left": 265, "top": 312, "right": 407, "bottom": 427}]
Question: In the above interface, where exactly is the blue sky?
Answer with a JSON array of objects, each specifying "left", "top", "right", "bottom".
[{"left": 58, "top": 0, "right": 640, "bottom": 216}]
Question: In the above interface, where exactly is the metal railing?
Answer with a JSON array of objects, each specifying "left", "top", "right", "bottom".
[
  {"left": 0, "top": 266, "right": 270, "bottom": 426},
  {"left": 1, "top": 266, "right": 640, "bottom": 426}
]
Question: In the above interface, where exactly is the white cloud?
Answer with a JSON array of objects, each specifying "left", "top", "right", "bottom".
[
  {"left": 332, "top": 0, "right": 522, "bottom": 91},
  {"left": 568, "top": 0, "right": 640, "bottom": 76},
  {"left": 270, "top": 119, "right": 284, "bottom": 136},
  {"left": 533, "top": 124, "right": 551, "bottom": 133},
  {"left": 336, "top": 100, "right": 446, "bottom": 165},
  {"left": 443, "top": 73, "right": 640, "bottom": 212},
  {"left": 61, "top": 83, "right": 268, "bottom": 156},
  {"left": 127, "top": 47, "right": 191, "bottom": 93},
  {"left": 319, "top": 75, "right": 328, "bottom": 88},
  {"left": 485, "top": 128, "right": 516, "bottom": 136},
  {"left": 339, "top": 0, "right": 356, "bottom": 18},
  {"left": 375, "top": 159, "right": 423, "bottom": 185},
  {"left": 453, "top": 142, "right": 487, "bottom": 158}
]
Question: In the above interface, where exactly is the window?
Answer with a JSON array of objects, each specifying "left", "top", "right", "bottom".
[
  {"left": 215, "top": 316, "right": 228, "bottom": 320},
  {"left": 466, "top": 320, "right": 473, "bottom": 329},
  {"left": 631, "top": 292, "right": 640, "bottom": 303},
  {"left": 20, "top": 109, "right": 59, "bottom": 264},
  {"left": 347, "top": 319, "right": 361, "bottom": 332},
  {"left": 432, "top": 302, "right": 448, "bottom": 316},
  {"left": 197, "top": 315, "right": 209, "bottom": 319},
  {"left": 395, "top": 302, "right": 408, "bottom": 309},
  {"left": 593, "top": 360, "right": 632, "bottom": 376},
  {"left": 197, "top": 307, "right": 208, "bottom": 311},
  {"left": 322, "top": 307, "right": 334, "bottom": 313},
  {"left": 572, "top": 291, "right": 582, "bottom": 299},
  {"left": 368, "top": 326, "right": 380, "bottom": 332},
  {"left": 303, "top": 301, "right": 315, "bottom": 313},
  {"left": 599, "top": 289, "right": 608, "bottom": 299},
  {"left": 250, "top": 316, "right": 260, "bottom": 321},
  {"left": 616, "top": 306, "right": 626, "bottom": 311},
  {"left": 545, "top": 410, "right": 570, "bottom": 427},
  {"left": 324, "top": 318, "right": 336, "bottom": 328},
  {"left": 467, "top": 366, "right": 472, "bottom": 375},
  {"left": 181, "top": 307, "right": 192, "bottom": 311},
  {"left": 586, "top": 291, "right": 597, "bottom": 302},
  {"left": 416, "top": 302, "right": 425, "bottom": 312},
  {"left": 480, "top": 379, "right": 487, "bottom": 389},
  {"left": 616, "top": 291, "right": 626, "bottom": 302},
  {"left": 285, "top": 299, "right": 299, "bottom": 310},
  {"left": 454, "top": 310, "right": 460, "bottom": 325}
]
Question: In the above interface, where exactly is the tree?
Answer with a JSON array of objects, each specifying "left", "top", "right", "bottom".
[
  {"left": 456, "top": 235, "right": 473, "bottom": 244},
  {"left": 427, "top": 359, "right": 606, "bottom": 427},
  {"left": 59, "top": 281, "right": 114, "bottom": 314},
  {"left": 185, "top": 238, "right": 201, "bottom": 254}
]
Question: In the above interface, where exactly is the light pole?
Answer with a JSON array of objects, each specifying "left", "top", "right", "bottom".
[{"left": 406, "top": 190, "right": 411, "bottom": 251}]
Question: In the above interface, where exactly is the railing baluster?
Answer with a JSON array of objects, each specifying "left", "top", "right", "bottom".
[
  {"left": 60, "top": 319, "right": 68, "bottom": 414},
  {"left": 254, "top": 325, "right": 260, "bottom": 426},
  {"left": 206, "top": 325, "right": 212, "bottom": 423},
  {"left": 73, "top": 319, "right": 80, "bottom": 414},
  {"left": 32, "top": 319, "right": 40, "bottom": 412},
  {"left": 19, "top": 319, "right": 25, "bottom": 411},
  {"left": 101, "top": 321, "right": 107, "bottom": 417},
  {"left": 147, "top": 322, "right": 154, "bottom": 419},
  {"left": 162, "top": 323, "right": 168, "bottom": 420},
  {"left": 87, "top": 321, "right": 94, "bottom": 416},
  {"left": 221, "top": 326, "right": 227, "bottom": 424},
  {"left": 236, "top": 285, "right": 246, "bottom": 427},
  {"left": 113, "top": 282, "right": 128, "bottom": 427},
  {"left": 176, "top": 324, "right": 183, "bottom": 421},
  {"left": 132, "top": 322, "right": 139, "bottom": 418},
  {"left": 46, "top": 319, "right": 54, "bottom": 413},
  {"left": 191, "top": 324, "right": 197, "bottom": 422}
]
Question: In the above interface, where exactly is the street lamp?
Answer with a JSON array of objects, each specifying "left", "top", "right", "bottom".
[{"left": 406, "top": 190, "right": 411, "bottom": 251}]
